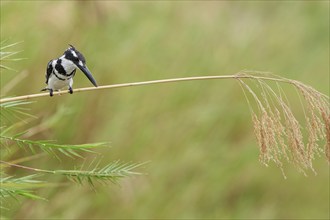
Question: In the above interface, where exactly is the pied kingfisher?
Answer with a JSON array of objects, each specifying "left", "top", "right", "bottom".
[{"left": 42, "top": 45, "right": 98, "bottom": 96}]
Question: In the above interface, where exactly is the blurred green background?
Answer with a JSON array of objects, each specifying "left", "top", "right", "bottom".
[{"left": 1, "top": 1, "right": 329, "bottom": 219}]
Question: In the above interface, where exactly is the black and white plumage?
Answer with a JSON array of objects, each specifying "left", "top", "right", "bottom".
[{"left": 42, "top": 45, "right": 97, "bottom": 96}]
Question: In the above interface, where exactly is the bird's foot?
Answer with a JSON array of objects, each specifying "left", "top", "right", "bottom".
[
  {"left": 68, "top": 87, "right": 73, "bottom": 94},
  {"left": 41, "top": 88, "right": 53, "bottom": 97}
]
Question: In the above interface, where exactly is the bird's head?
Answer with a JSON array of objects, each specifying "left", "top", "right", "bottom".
[{"left": 63, "top": 45, "right": 98, "bottom": 87}]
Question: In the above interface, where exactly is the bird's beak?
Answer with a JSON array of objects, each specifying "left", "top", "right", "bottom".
[{"left": 77, "top": 64, "right": 98, "bottom": 87}]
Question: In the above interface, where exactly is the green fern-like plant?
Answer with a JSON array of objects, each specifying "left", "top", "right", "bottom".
[
  {"left": 0, "top": 40, "right": 25, "bottom": 71},
  {"left": 0, "top": 100, "right": 145, "bottom": 208}
]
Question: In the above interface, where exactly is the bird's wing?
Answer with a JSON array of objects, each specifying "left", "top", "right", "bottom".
[{"left": 45, "top": 60, "right": 54, "bottom": 84}]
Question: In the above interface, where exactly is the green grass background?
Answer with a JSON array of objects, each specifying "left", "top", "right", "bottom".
[{"left": 1, "top": 1, "right": 329, "bottom": 219}]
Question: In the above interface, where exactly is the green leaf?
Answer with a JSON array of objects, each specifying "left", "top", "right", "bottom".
[{"left": 55, "top": 161, "right": 147, "bottom": 187}]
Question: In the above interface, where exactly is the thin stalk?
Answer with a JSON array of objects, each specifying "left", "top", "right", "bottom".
[
  {"left": 0, "top": 74, "right": 292, "bottom": 104},
  {"left": 0, "top": 160, "right": 52, "bottom": 174}
]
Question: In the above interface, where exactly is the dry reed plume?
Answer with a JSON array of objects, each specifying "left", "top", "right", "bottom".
[{"left": 237, "top": 72, "right": 329, "bottom": 177}]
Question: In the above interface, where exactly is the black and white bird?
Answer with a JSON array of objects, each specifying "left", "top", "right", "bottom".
[{"left": 42, "top": 45, "right": 97, "bottom": 96}]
